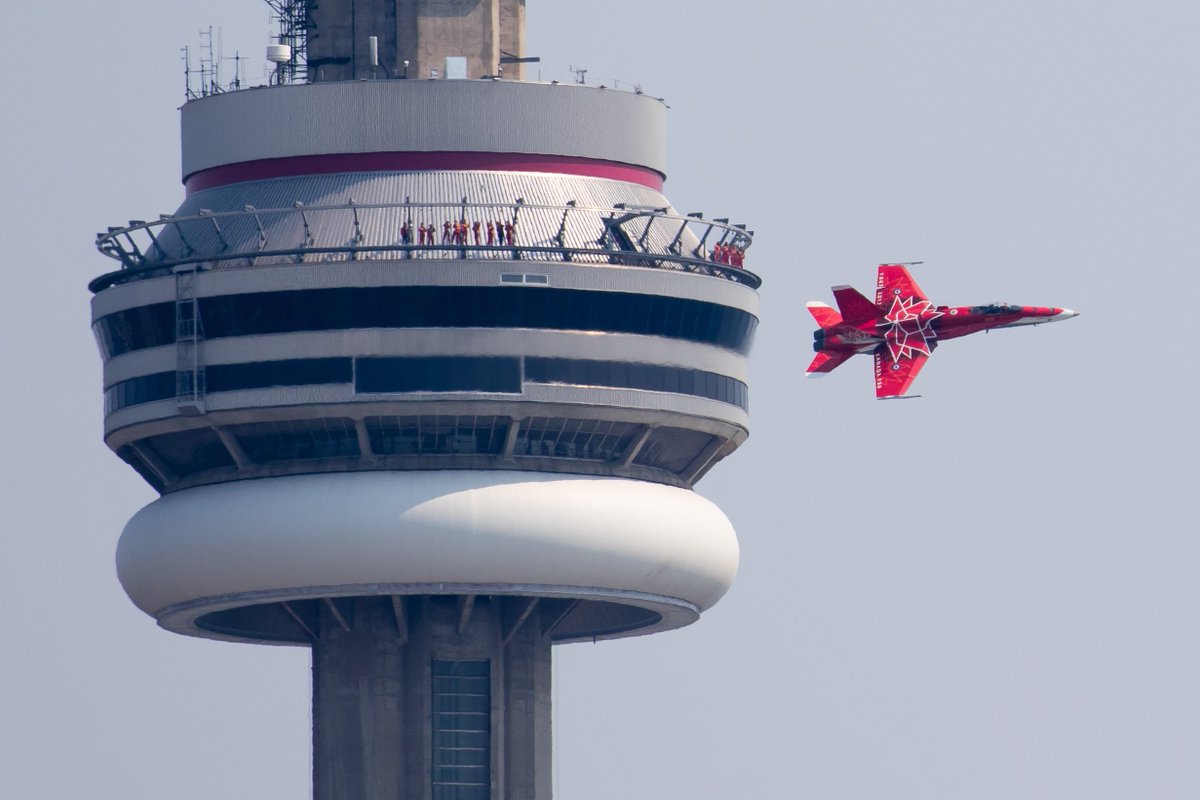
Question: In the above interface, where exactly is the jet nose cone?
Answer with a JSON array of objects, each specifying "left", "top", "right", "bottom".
[{"left": 1052, "top": 308, "right": 1080, "bottom": 321}]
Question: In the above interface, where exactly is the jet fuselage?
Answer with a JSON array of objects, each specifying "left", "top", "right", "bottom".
[{"left": 806, "top": 265, "right": 1078, "bottom": 397}]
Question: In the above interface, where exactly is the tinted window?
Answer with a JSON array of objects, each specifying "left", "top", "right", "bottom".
[
  {"left": 634, "top": 427, "right": 717, "bottom": 473},
  {"left": 358, "top": 357, "right": 521, "bottom": 394},
  {"left": 94, "top": 287, "right": 757, "bottom": 358},
  {"left": 364, "top": 415, "right": 509, "bottom": 456},
  {"left": 526, "top": 357, "right": 748, "bottom": 410},
  {"left": 229, "top": 418, "right": 359, "bottom": 462},
  {"left": 93, "top": 303, "right": 174, "bottom": 358},
  {"left": 207, "top": 358, "right": 352, "bottom": 392},
  {"left": 105, "top": 371, "right": 176, "bottom": 413},
  {"left": 514, "top": 417, "right": 641, "bottom": 461}
]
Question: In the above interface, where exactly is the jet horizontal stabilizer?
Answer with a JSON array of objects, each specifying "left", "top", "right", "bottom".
[
  {"left": 831, "top": 285, "right": 883, "bottom": 325},
  {"left": 806, "top": 350, "right": 853, "bottom": 376}
]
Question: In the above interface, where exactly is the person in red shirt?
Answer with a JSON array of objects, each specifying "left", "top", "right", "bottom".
[
  {"left": 504, "top": 221, "right": 515, "bottom": 246},
  {"left": 472, "top": 220, "right": 482, "bottom": 245},
  {"left": 486, "top": 220, "right": 496, "bottom": 245},
  {"left": 418, "top": 223, "right": 427, "bottom": 245}
]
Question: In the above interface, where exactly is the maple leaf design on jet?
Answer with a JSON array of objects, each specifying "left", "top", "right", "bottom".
[{"left": 880, "top": 296, "right": 942, "bottom": 361}]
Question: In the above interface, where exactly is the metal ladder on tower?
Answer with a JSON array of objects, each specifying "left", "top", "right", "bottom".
[{"left": 175, "top": 265, "right": 206, "bottom": 415}]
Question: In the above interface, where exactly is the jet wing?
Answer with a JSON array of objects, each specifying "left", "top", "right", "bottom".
[
  {"left": 876, "top": 264, "right": 929, "bottom": 308},
  {"left": 806, "top": 350, "right": 854, "bottom": 377},
  {"left": 874, "top": 349, "right": 929, "bottom": 399}
]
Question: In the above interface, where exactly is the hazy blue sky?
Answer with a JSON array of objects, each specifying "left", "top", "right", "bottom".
[{"left": 2, "top": 1, "right": 1196, "bottom": 798}]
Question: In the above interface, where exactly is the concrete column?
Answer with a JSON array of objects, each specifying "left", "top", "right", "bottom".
[
  {"left": 312, "top": 598, "right": 409, "bottom": 799},
  {"left": 501, "top": 600, "right": 552, "bottom": 799},
  {"left": 312, "top": 595, "right": 552, "bottom": 800},
  {"left": 498, "top": 0, "right": 526, "bottom": 80},
  {"left": 306, "top": 0, "right": 525, "bottom": 82}
]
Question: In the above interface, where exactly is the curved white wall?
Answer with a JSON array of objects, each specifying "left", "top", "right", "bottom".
[
  {"left": 181, "top": 80, "right": 669, "bottom": 179},
  {"left": 117, "top": 471, "right": 739, "bottom": 642}
]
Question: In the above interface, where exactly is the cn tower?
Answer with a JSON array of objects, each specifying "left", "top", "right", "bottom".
[{"left": 90, "top": 2, "right": 760, "bottom": 797}]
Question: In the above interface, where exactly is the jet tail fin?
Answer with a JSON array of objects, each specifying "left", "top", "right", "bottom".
[
  {"left": 806, "top": 301, "right": 843, "bottom": 329},
  {"left": 832, "top": 285, "right": 884, "bottom": 325},
  {"left": 806, "top": 351, "right": 854, "bottom": 377}
]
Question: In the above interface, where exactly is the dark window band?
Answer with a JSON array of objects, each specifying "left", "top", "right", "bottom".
[
  {"left": 526, "top": 357, "right": 748, "bottom": 410},
  {"left": 105, "top": 359, "right": 354, "bottom": 413},
  {"left": 357, "top": 357, "right": 521, "bottom": 394},
  {"left": 105, "top": 355, "right": 747, "bottom": 414},
  {"left": 94, "top": 303, "right": 175, "bottom": 358},
  {"left": 104, "top": 371, "right": 176, "bottom": 414},
  {"left": 94, "top": 286, "right": 757, "bottom": 359},
  {"left": 206, "top": 358, "right": 352, "bottom": 392}
]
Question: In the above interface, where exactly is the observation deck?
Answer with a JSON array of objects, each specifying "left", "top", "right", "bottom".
[
  {"left": 91, "top": 78, "right": 760, "bottom": 497},
  {"left": 92, "top": 200, "right": 758, "bottom": 292}
]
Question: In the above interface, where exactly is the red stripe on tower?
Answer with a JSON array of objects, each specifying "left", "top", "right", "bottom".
[{"left": 185, "top": 151, "right": 666, "bottom": 193}]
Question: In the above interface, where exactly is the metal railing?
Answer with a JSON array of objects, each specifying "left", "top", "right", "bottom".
[{"left": 91, "top": 201, "right": 759, "bottom": 292}]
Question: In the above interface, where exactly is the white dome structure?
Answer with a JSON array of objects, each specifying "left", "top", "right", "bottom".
[{"left": 118, "top": 471, "right": 739, "bottom": 644}]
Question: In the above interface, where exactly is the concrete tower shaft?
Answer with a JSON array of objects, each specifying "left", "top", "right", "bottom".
[{"left": 306, "top": 0, "right": 526, "bottom": 81}]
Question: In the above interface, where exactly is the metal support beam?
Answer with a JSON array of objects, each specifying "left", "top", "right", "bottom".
[
  {"left": 539, "top": 599, "right": 579, "bottom": 638},
  {"left": 323, "top": 598, "right": 352, "bottom": 633},
  {"left": 638, "top": 214, "right": 656, "bottom": 247},
  {"left": 681, "top": 437, "right": 728, "bottom": 485},
  {"left": 348, "top": 200, "right": 363, "bottom": 259},
  {"left": 244, "top": 205, "right": 267, "bottom": 264},
  {"left": 390, "top": 596, "right": 408, "bottom": 644},
  {"left": 621, "top": 425, "right": 655, "bottom": 467},
  {"left": 214, "top": 427, "right": 251, "bottom": 471},
  {"left": 456, "top": 594, "right": 476, "bottom": 636},
  {"left": 354, "top": 419, "right": 376, "bottom": 462},
  {"left": 128, "top": 442, "right": 178, "bottom": 486},
  {"left": 693, "top": 221, "right": 716, "bottom": 258},
  {"left": 199, "top": 210, "right": 230, "bottom": 251},
  {"left": 166, "top": 217, "right": 194, "bottom": 257},
  {"left": 501, "top": 416, "right": 521, "bottom": 461},
  {"left": 280, "top": 601, "right": 317, "bottom": 641},
  {"left": 667, "top": 217, "right": 689, "bottom": 254},
  {"left": 511, "top": 198, "right": 525, "bottom": 260},
  {"left": 501, "top": 597, "right": 540, "bottom": 647}
]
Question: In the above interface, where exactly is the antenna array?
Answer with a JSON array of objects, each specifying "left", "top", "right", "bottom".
[
  {"left": 183, "top": 27, "right": 244, "bottom": 100},
  {"left": 264, "top": 0, "right": 308, "bottom": 85}
]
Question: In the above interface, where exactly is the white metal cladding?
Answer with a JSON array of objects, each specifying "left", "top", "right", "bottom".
[
  {"left": 116, "top": 471, "right": 739, "bottom": 642},
  {"left": 145, "top": 171, "right": 702, "bottom": 266},
  {"left": 180, "top": 81, "right": 668, "bottom": 180}
]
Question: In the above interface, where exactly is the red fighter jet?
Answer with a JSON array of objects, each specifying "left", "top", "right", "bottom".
[{"left": 806, "top": 263, "right": 1078, "bottom": 399}]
